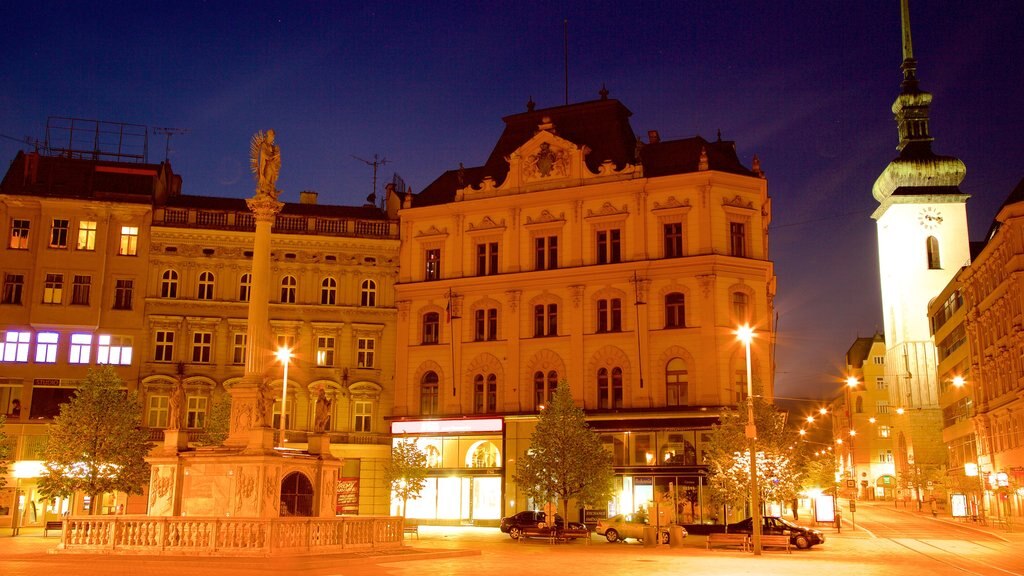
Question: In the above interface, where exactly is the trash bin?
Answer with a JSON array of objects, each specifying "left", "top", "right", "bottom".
[
  {"left": 643, "top": 526, "right": 658, "bottom": 547},
  {"left": 669, "top": 525, "right": 685, "bottom": 548}
]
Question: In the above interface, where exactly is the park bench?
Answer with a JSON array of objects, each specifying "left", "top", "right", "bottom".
[
  {"left": 44, "top": 520, "right": 64, "bottom": 537},
  {"left": 402, "top": 519, "right": 419, "bottom": 539},
  {"left": 759, "top": 534, "right": 792, "bottom": 553},
  {"left": 706, "top": 532, "right": 749, "bottom": 551}
]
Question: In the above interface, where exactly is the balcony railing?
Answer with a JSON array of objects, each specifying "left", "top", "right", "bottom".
[{"left": 153, "top": 207, "right": 398, "bottom": 239}]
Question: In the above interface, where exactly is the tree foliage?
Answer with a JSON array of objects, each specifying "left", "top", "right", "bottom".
[
  {"left": 513, "top": 384, "right": 614, "bottom": 524},
  {"left": 196, "top": 394, "right": 231, "bottom": 446},
  {"left": 0, "top": 415, "right": 10, "bottom": 489},
  {"left": 384, "top": 439, "right": 428, "bottom": 517},
  {"left": 38, "top": 366, "right": 152, "bottom": 510}
]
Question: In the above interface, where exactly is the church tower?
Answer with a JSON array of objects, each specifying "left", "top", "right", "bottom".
[{"left": 872, "top": 0, "right": 968, "bottom": 487}]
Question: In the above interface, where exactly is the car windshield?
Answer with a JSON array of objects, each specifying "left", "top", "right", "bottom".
[{"left": 776, "top": 518, "right": 800, "bottom": 529}]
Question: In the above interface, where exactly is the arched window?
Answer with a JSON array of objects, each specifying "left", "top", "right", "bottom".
[
  {"left": 474, "top": 373, "right": 497, "bottom": 414},
  {"left": 666, "top": 358, "right": 688, "bottom": 406},
  {"left": 534, "top": 370, "right": 559, "bottom": 409},
  {"left": 160, "top": 269, "right": 178, "bottom": 299},
  {"left": 197, "top": 271, "right": 215, "bottom": 300},
  {"left": 855, "top": 396, "right": 864, "bottom": 414},
  {"left": 420, "top": 371, "right": 439, "bottom": 415},
  {"left": 598, "top": 367, "right": 624, "bottom": 409},
  {"left": 361, "top": 279, "right": 377, "bottom": 307},
  {"left": 732, "top": 292, "right": 749, "bottom": 324},
  {"left": 239, "top": 273, "right": 252, "bottom": 302},
  {"left": 320, "top": 277, "right": 337, "bottom": 305},
  {"left": 280, "top": 276, "right": 297, "bottom": 303},
  {"left": 665, "top": 292, "right": 686, "bottom": 328},
  {"left": 422, "top": 312, "right": 440, "bottom": 344},
  {"left": 280, "top": 472, "right": 313, "bottom": 517},
  {"left": 926, "top": 236, "right": 941, "bottom": 269}
]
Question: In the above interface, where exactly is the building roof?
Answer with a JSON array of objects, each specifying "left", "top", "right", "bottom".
[
  {"left": 845, "top": 332, "right": 884, "bottom": 369},
  {"left": 984, "top": 175, "right": 1024, "bottom": 241},
  {"left": 0, "top": 150, "right": 175, "bottom": 203}
]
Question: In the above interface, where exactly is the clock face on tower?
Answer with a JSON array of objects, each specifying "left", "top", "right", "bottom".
[{"left": 918, "top": 207, "right": 943, "bottom": 229}]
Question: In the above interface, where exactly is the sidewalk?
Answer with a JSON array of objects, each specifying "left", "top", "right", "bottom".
[{"left": 879, "top": 501, "right": 1024, "bottom": 544}]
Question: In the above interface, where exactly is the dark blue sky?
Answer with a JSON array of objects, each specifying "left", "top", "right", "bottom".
[{"left": 2, "top": 1, "right": 1021, "bottom": 400}]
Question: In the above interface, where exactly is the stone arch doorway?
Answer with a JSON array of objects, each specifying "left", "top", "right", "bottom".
[{"left": 280, "top": 471, "right": 314, "bottom": 517}]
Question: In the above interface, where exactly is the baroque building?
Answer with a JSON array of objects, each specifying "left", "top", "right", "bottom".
[{"left": 390, "top": 95, "right": 774, "bottom": 525}]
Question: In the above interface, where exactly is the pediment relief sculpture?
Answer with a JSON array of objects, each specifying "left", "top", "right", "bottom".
[
  {"left": 652, "top": 196, "right": 692, "bottom": 210},
  {"left": 415, "top": 224, "right": 449, "bottom": 238},
  {"left": 722, "top": 195, "right": 755, "bottom": 210},
  {"left": 525, "top": 210, "right": 566, "bottom": 226},
  {"left": 466, "top": 215, "right": 507, "bottom": 232},
  {"left": 586, "top": 202, "right": 630, "bottom": 218}
]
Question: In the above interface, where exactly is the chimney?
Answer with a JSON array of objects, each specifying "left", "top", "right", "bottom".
[
  {"left": 647, "top": 130, "right": 660, "bottom": 144},
  {"left": 299, "top": 190, "right": 318, "bottom": 205}
]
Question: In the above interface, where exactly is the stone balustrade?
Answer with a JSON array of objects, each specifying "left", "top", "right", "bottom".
[{"left": 58, "top": 515, "right": 405, "bottom": 556}]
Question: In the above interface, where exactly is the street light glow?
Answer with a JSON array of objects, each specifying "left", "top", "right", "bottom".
[
  {"left": 952, "top": 376, "right": 965, "bottom": 388},
  {"left": 735, "top": 323, "right": 761, "bottom": 555},
  {"left": 896, "top": 407, "right": 905, "bottom": 415},
  {"left": 846, "top": 376, "right": 859, "bottom": 388},
  {"left": 819, "top": 407, "right": 828, "bottom": 415},
  {"left": 276, "top": 346, "right": 293, "bottom": 448}
]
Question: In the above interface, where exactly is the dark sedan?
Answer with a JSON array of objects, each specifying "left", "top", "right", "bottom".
[
  {"left": 726, "top": 516, "right": 825, "bottom": 549},
  {"left": 499, "top": 510, "right": 589, "bottom": 540}
]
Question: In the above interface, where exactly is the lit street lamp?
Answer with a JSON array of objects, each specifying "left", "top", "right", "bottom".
[
  {"left": 844, "top": 376, "right": 859, "bottom": 499},
  {"left": 275, "top": 346, "right": 293, "bottom": 448},
  {"left": 736, "top": 324, "right": 761, "bottom": 556}
]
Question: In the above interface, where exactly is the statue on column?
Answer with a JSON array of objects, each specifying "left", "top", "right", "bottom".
[
  {"left": 254, "top": 377, "right": 272, "bottom": 428},
  {"left": 250, "top": 129, "right": 281, "bottom": 198},
  {"left": 168, "top": 376, "right": 185, "bottom": 430},
  {"left": 313, "top": 387, "right": 333, "bottom": 433}
]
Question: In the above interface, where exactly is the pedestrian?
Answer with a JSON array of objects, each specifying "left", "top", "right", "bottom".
[{"left": 9, "top": 398, "right": 20, "bottom": 418}]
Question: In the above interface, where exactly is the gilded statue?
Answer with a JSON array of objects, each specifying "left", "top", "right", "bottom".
[{"left": 250, "top": 129, "right": 281, "bottom": 197}]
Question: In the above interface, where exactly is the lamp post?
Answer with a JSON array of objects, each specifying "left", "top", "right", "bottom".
[
  {"left": 736, "top": 324, "right": 761, "bottom": 556},
  {"left": 275, "top": 346, "right": 292, "bottom": 448},
  {"left": 845, "top": 376, "right": 860, "bottom": 499}
]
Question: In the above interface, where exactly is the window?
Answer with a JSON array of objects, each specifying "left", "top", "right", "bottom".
[
  {"left": 878, "top": 425, "right": 891, "bottom": 439},
  {"left": 0, "top": 331, "right": 30, "bottom": 362},
  {"left": 876, "top": 401, "right": 890, "bottom": 415},
  {"left": 197, "top": 271, "right": 215, "bottom": 300},
  {"left": 9, "top": 219, "right": 30, "bottom": 249},
  {"left": 476, "top": 242, "right": 499, "bottom": 276},
  {"left": 35, "top": 332, "right": 59, "bottom": 363},
  {"left": 666, "top": 358, "right": 689, "bottom": 406},
  {"left": 876, "top": 377, "right": 887, "bottom": 390},
  {"left": 424, "top": 248, "right": 441, "bottom": 281},
  {"left": 280, "top": 276, "right": 296, "bottom": 303},
  {"left": 534, "top": 370, "right": 558, "bottom": 409},
  {"left": 664, "top": 222, "right": 683, "bottom": 258},
  {"left": 277, "top": 334, "right": 296, "bottom": 351},
  {"left": 855, "top": 396, "right": 864, "bottom": 413},
  {"left": 873, "top": 356, "right": 885, "bottom": 365},
  {"left": 729, "top": 222, "right": 746, "bottom": 257},
  {"left": 232, "top": 333, "right": 247, "bottom": 365},
  {"left": 534, "top": 304, "right": 558, "bottom": 337},
  {"left": 272, "top": 402, "right": 292, "bottom": 431},
  {"left": 422, "top": 312, "right": 440, "bottom": 344},
  {"left": 97, "top": 335, "right": 132, "bottom": 365},
  {"left": 71, "top": 275, "right": 91, "bottom": 305},
  {"left": 596, "top": 229, "right": 622, "bottom": 264},
  {"left": 192, "top": 332, "right": 213, "bottom": 363},
  {"left": 360, "top": 279, "right": 376, "bottom": 307},
  {"left": 732, "top": 292, "right": 749, "bottom": 324},
  {"left": 321, "top": 277, "right": 337, "bottom": 305},
  {"left": 50, "top": 219, "right": 70, "bottom": 248},
  {"left": 926, "top": 236, "right": 941, "bottom": 269},
  {"left": 119, "top": 226, "right": 139, "bottom": 256},
  {"left": 597, "top": 367, "right": 623, "bottom": 409},
  {"left": 474, "top": 373, "right": 497, "bottom": 413},
  {"left": 665, "top": 292, "right": 685, "bottom": 328},
  {"left": 535, "top": 235, "right": 558, "bottom": 270},
  {"left": 475, "top": 308, "right": 498, "bottom": 341},
  {"left": 77, "top": 220, "right": 97, "bottom": 251},
  {"left": 316, "top": 336, "right": 335, "bottom": 367},
  {"left": 735, "top": 371, "right": 747, "bottom": 403},
  {"left": 161, "top": 270, "right": 178, "bottom": 298},
  {"left": 69, "top": 333, "right": 92, "bottom": 364},
  {"left": 239, "top": 273, "right": 252, "bottom": 302},
  {"left": 354, "top": 401, "right": 372, "bottom": 432},
  {"left": 597, "top": 298, "right": 622, "bottom": 332},
  {"left": 420, "top": 371, "right": 439, "bottom": 415},
  {"left": 114, "top": 279, "right": 134, "bottom": 310},
  {"left": 186, "top": 396, "right": 207, "bottom": 429},
  {"left": 879, "top": 449, "right": 894, "bottom": 464},
  {"left": 147, "top": 395, "right": 169, "bottom": 428},
  {"left": 154, "top": 331, "right": 175, "bottom": 362},
  {"left": 43, "top": 273, "right": 64, "bottom": 304},
  {"left": 2, "top": 273, "right": 24, "bottom": 305},
  {"left": 357, "top": 337, "right": 375, "bottom": 368}
]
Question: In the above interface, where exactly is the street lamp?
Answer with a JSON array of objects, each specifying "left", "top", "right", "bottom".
[
  {"left": 736, "top": 324, "right": 761, "bottom": 556},
  {"left": 845, "top": 376, "right": 859, "bottom": 499},
  {"left": 275, "top": 346, "right": 293, "bottom": 448}
]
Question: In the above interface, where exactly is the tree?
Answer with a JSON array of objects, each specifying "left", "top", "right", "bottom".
[
  {"left": 513, "top": 384, "right": 614, "bottom": 527},
  {"left": 196, "top": 394, "right": 231, "bottom": 446},
  {"left": 0, "top": 415, "right": 10, "bottom": 489},
  {"left": 384, "top": 439, "right": 428, "bottom": 517},
  {"left": 38, "top": 366, "right": 152, "bottom": 513}
]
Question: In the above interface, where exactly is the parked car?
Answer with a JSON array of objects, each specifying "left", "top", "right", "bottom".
[
  {"left": 499, "top": 510, "right": 589, "bottom": 540},
  {"left": 594, "top": 514, "right": 685, "bottom": 544},
  {"left": 725, "top": 516, "right": 825, "bottom": 549}
]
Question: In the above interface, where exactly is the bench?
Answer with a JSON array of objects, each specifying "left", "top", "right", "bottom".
[
  {"left": 706, "top": 532, "right": 749, "bottom": 551},
  {"left": 44, "top": 520, "right": 64, "bottom": 537},
  {"left": 402, "top": 520, "right": 419, "bottom": 539},
  {"left": 758, "top": 534, "right": 792, "bottom": 553}
]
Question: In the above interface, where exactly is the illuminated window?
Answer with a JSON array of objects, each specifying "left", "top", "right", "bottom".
[
  {"left": 422, "top": 312, "right": 440, "bottom": 344},
  {"left": 597, "top": 298, "right": 622, "bottom": 332},
  {"left": 186, "top": 396, "right": 207, "bottom": 429},
  {"left": 35, "top": 332, "right": 59, "bottom": 363},
  {"left": 424, "top": 248, "right": 441, "bottom": 281},
  {"left": 280, "top": 275, "right": 296, "bottom": 303},
  {"left": 0, "top": 331, "right": 31, "bottom": 362},
  {"left": 239, "top": 273, "right": 252, "bottom": 302},
  {"left": 147, "top": 395, "right": 169, "bottom": 428},
  {"left": 43, "top": 273, "right": 64, "bottom": 304},
  {"left": 232, "top": 333, "right": 247, "bottom": 365},
  {"left": 597, "top": 367, "right": 624, "bottom": 409},
  {"left": 663, "top": 222, "right": 683, "bottom": 258},
  {"left": 357, "top": 337, "right": 375, "bottom": 368},
  {"left": 354, "top": 401, "right": 371, "bottom": 432},
  {"left": 320, "top": 277, "right": 337, "bottom": 305},
  {"left": 97, "top": 334, "right": 132, "bottom": 365},
  {"left": 879, "top": 449, "right": 894, "bottom": 463},
  {"left": 316, "top": 336, "right": 335, "bottom": 367},
  {"left": 154, "top": 330, "right": 175, "bottom": 362},
  {"left": 473, "top": 373, "right": 497, "bottom": 413},
  {"left": 9, "top": 219, "right": 30, "bottom": 249},
  {"left": 596, "top": 228, "right": 621, "bottom": 264},
  {"left": 113, "top": 279, "right": 134, "bottom": 310},
  {"left": 77, "top": 220, "right": 97, "bottom": 251},
  {"left": 119, "top": 226, "right": 139, "bottom": 256},
  {"left": 878, "top": 425, "right": 891, "bottom": 439},
  {"left": 49, "top": 219, "right": 70, "bottom": 248},
  {"left": 729, "top": 222, "right": 746, "bottom": 257},
  {"left": 665, "top": 292, "right": 685, "bottom": 328},
  {"left": 160, "top": 270, "right": 178, "bottom": 298},
  {"left": 420, "top": 371, "right": 439, "bottom": 415},
  {"left": 476, "top": 242, "right": 499, "bottom": 276},
  {"left": 2, "top": 273, "right": 24, "bottom": 305},
  {"left": 71, "top": 275, "right": 91, "bottom": 305},
  {"left": 197, "top": 271, "right": 215, "bottom": 300},
  {"left": 535, "top": 235, "right": 558, "bottom": 270},
  {"left": 191, "top": 332, "right": 213, "bottom": 363},
  {"left": 360, "top": 279, "right": 376, "bottom": 307},
  {"left": 69, "top": 333, "right": 92, "bottom": 364},
  {"left": 666, "top": 358, "right": 689, "bottom": 406},
  {"left": 533, "top": 370, "right": 558, "bottom": 409}
]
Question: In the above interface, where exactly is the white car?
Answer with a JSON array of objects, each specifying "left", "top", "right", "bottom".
[{"left": 595, "top": 514, "right": 684, "bottom": 543}]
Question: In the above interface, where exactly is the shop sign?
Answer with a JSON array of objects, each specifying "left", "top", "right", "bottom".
[
  {"left": 336, "top": 477, "right": 359, "bottom": 515},
  {"left": 391, "top": 418, "right": 503, "bottom": 435}
]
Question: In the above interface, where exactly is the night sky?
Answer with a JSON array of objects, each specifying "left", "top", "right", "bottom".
[{"left": 2, "top": 1, "right": 1022, "bottom": 401}]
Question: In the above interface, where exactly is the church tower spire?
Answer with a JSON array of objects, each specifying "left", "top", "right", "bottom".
[{"left": 892, "top": 0, "right": 935, "bottom": 155}]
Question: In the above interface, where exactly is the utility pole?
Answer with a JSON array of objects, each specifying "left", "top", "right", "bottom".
[{"left": 152, "top": 127, "right": 189, "bottom": 162}]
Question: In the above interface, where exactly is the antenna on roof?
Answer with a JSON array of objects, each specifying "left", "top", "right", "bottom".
[
  {"left": 353, "top": 154, "right": 390, "bottom": 207},
  {"left": 563, "top": 19, "right": 569, "bottom": 105},
  {"left": 152, "top": 127, "right": 189, "bottom": 162}
]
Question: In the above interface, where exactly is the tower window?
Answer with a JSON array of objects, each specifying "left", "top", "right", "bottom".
[{"left": 926, "top": 236, "right": 941, "bottom": 270}]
